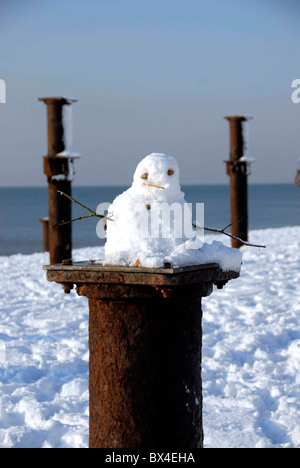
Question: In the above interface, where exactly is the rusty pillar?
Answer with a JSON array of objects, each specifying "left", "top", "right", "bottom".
[
  {"left": 294, "top": 161, "right": 300, "bottom": 186},
  {"left": 43, "top": 262, "right": 240, "bottom": 449},
  {"left": 39, "top": 218, "right": 49, "bottom": 252},
  {"left": 88, "top": 291, "right": 203, "bottom": 449},
  {"left": 224, "top": 116, "right": 249, "bottom": 249},
  {"left": 39, "top": 97, "right": 77, "bottom": 264}
]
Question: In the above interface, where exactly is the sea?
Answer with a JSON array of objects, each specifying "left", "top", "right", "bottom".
[{"left": 0, "top": 184, "right": 299, "bottom": 256}]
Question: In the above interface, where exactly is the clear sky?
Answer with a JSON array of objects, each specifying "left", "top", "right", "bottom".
[{"left": 0, "top": 0, "right": 300, "bottom": 186}]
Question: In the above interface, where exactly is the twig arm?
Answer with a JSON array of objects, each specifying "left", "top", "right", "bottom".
[
  {"left": 57, "top": 190, "right": 98, "bottom": 216},
  {"left": 52, "top": 191, "right": 111, "bottom": 229},
  {"left": 193, "top": 223, "right": 266, "bottom": 249},
  {"left": 51, "top": 214, "right": 99, "bottom": 229}
]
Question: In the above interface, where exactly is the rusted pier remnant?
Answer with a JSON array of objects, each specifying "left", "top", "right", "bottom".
[
  {"left": 39, "top": 97, "right": 78, "bottom": 264},
  {"left": 224, "top": 115, "right": 252, "bottom": 249},
  {"left": 43, "top": 261, "right": 239, "bottom": 449},
  {"left": 38, "top": 217, "right": 49, "bottom": 252},
  {"left": 294, "top": 160, "right": 300, "bottom": 186}
]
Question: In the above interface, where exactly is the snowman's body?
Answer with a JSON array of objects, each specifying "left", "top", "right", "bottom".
[{"left": 104, "top": 153, "right": 201, "bottom": 267}]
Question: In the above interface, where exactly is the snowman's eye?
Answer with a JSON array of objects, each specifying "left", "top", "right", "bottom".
[
  {"left": 141, "top": 173, "right": 149, "bottom": 180},
  {"left": 168, "top": 169, "right": 174, "bottom": 176}
]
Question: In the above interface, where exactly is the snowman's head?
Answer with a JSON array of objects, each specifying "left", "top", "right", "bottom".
[{"left": 132, "top": 153, "right": 183, "bottom": 201}]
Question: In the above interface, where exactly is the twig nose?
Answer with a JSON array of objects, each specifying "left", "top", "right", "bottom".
[{"left": 143, "top": 182, "right": 165, "bottom": 190}]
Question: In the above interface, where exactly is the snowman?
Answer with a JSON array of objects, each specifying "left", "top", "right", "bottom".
[{"left": 104, "top": 153, "right": 203, "bottom": 268}]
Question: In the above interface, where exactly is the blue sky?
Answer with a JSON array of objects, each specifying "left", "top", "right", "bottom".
[{"left": 0, "top": 0, "right": 300, "bottom": 186}]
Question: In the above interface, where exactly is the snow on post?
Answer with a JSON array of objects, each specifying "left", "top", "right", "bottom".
[
  {"left": 57, "top": 97, "right": 80, "bottom": 158},
  {"left": 103, "top": 153, "right": 242, "bottom": 271}
]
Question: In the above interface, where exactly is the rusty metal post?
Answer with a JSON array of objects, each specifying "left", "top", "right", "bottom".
[
  {"left": 39, "top": 218, "right": 49, "bottom": 252},
  {"left": 39, "top": 97, "right": 78, "bottom": 264},
  {"left": 224, "top": 116, "right": 250, "bottom": 249},
  {"left": 294, "top": 160, "right": 300, "bottom": 186},
  {"left": 43, "top": 262, "right": 240, "bottom": 449}
]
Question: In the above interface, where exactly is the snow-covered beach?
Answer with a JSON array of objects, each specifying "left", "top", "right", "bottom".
[{"left": 0, "top": 226, "right": 299, "bottom": 448}]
